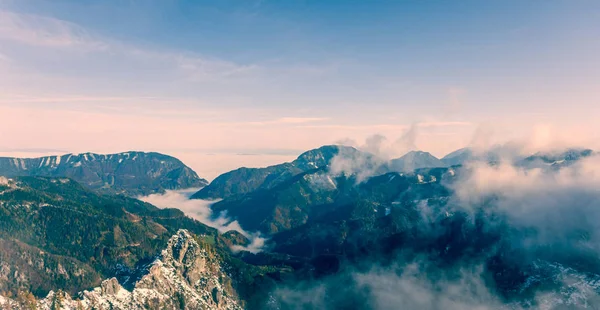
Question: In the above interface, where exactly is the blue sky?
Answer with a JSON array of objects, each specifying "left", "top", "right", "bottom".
[{"left": 0, "top": 1, "right": 599, "bottom": 177}]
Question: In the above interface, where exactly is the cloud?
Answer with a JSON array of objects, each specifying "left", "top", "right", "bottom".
[
  {"left": 246, "top": 117, "right": 331, "bottom": 126},
  {"left": 452, "top": 155, "right": 600, "bottom": 248},
  {"left": 268, "top": 262, "right": 506, "bottom": 310},
  {"left": 0, "top": 11, "right": 105, "bottom": 49},
  {"left": 327, "top": 126, "right": 431, "bottom": 182},
  {"left": 274, "top": 117, "right": 330, "bottom": 124},
  {"left": 0, "top": 9, "right": 257, "bottom": 92},
  {"left": 139, "top": 189, "right": 266, "bottom": 253},
  {"left": 417, "top": 121, "right": 471, "bottom": 128},
  {"left": 390, "top": 124, "right": 419, "bottom": 156},
  {"left": 334, "top": 127, "right": 418, "bottom": 160},
  {"left": 329, "top": 145, "right": 385, "bottom": 183},
  {"left": 353, "top": 264, "right": 503, "bottom": 310},
  {"left": 231, "top": 235, "right": 266, "bottom": 254},
  {"left": 268, "top": 143, "right": 600, "bottom": 309},
  {"left": 468, "top": 124, "right": 495, "bottom": 152}
]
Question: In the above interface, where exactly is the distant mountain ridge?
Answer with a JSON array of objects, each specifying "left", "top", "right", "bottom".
[
  {"left": 518, "top": 148, "right": 594, "bottom": 169},
  {"left": 441, "top": 147, "right": 595, "bottom": 167},
  {"left": 440, "top": 147, "right": 474, "bottom": 166},
  {"left": 193, "top": 145, "right": 595, "bottom": 201},
  {"left": 191, "top": 145, "right": 370, "bottom": 200},
  {"left": 0, "top": 151, "right": 208, "bottom": 196},
  {"left": 195, "top": 145, "right": 597, "bottom": 236},
  {"left": 389, "top": 150, "right": 446, "bottom": 172}
]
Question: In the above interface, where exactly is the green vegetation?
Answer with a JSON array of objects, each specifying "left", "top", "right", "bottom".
[{"left": 0, "top": 176, "right": 217, "bottom": 297}]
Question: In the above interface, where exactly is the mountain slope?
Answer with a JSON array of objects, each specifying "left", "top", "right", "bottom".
[
  {"left": 50, "top": 230, "right": 242, "bottom": 310},
  {"left": 517, "top": 148, "right": 594, "bottom": 169},
  {"left": 389, "top": 151, "right": 446, "bottom": 172},
  {"left": 1, "top": 230, "right": 281, "bottom": 310},
  {"left": 0, "top": 152, "right": 208, "bottom": 196},
  {"left": 0, "top": 176, "right": 216, "bottom": 297},
  {"left": 192, "top": 145, "right": 375, "bottom": 200},
  {"left": 209, "top": 167, "right": 454, "bottom": 236},
  {"left": 441, "top": 147, "right": 474, "bottom": 166}
]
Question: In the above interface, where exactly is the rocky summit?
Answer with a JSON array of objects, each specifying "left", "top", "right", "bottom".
[{"left": 0, "top": 230, "right": 243, "bottom": 310}]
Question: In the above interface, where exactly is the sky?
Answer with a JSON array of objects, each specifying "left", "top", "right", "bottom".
[{"left": 0, "top": 0, "right": 599, "bottom": 179}]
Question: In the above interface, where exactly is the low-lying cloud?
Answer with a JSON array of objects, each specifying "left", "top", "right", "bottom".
[
  {"left": 267, "top": 262, "right": 509, "bottom": 310},
  {"left": 139, "top": 189, "right": 266, "bottom": 253},
  {"left": 267, "top": 146, "right": 600, "bottom": 309},
  {"left": 450, "top": 154, "right": 600, "bottom": 257}
]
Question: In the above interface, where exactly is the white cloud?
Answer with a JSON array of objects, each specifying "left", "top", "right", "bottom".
[
  {"left": 0, "top": 11, "right": 105, "bottom": 49},
  {"left": 246, "top": 117, "right": 331, "bottom": 126},
  {"left": 417, "top": 121, "right": 472, "bottom": 128},
  {"left": 139, "top": 189, "right": 267, "bottom": 253},
  {"left": 270, "top": 262, "right": 508, "bottom": 310},
  {"left": 274, "top": 117, "right": 330, "bottom": 124},
  {"left": 450, "top": 154, "right": 600, "bottom": 254},
  {"left": 0, "top": 9, "right": 258, "bottom": 94}
]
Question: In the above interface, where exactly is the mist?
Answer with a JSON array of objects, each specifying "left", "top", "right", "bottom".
[
  {"left": 139, "top": 188, "right": 266, "bottom": 253},
  {"left": 265, "top": 145, "right": 600, "bottom": 309}
]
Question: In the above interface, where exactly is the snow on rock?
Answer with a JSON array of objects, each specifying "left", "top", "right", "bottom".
[
  {"left": 0, "top": 295, "right": 19, "bottom": 308},
  {"left": 303, "top": 172, "right": 337, "bottom": 191},
  {"left": 21, "top": 230, "right": 242, "bottom": 310}
]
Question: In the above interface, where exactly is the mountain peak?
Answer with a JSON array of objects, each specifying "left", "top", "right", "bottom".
[
  {"left": 519, "top": 148, "right": 594, "bottom": 169},
  {"left": 293, "top": 145, "right": 362, "bottom": 170},
  {"left": 441, "top": 147, "right": 474, "bottom": 166},
  {"left": 9, "top": 230, "right": 243, "bottom": 310},
  {"left": 403, "top": 150, "right": 434, "bottom": 156},
  {"left": 390, "top": 150, "right": 446, "bottom": 172},
  {"left": 193, "top": 145, "right": 372, "bottom": 200}
]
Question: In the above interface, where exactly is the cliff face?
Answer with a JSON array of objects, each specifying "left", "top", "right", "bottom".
[{"left": 1, "top": 230, "right": 242, "bottom": 310}]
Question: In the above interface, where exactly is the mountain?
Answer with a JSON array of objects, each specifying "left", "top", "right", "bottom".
[
  {"left": 3, "top": 147, "right": 600, "bottom": 309},
  {"left": 209, "top": 165, "right": 454, "bottom": 236},
  {"left": 0, "top": 152, "right": 208, "bottom": 196},
  {"left": 1, "top": 230, "right": 280, "bottom": 309},
  {"left": 389, "top": 151, "right": 446, "bottom": 172},
  {"left": 439, "top": 145, "right": 589, "bottom": 167},
  {"left": 518, "top": 148, "right": 594, "bottom": 169},
  {"left": 441, "top": 144, "right": 532, "bottom": 166},
  {"left": 0, "top": 175, "right": 217, "bottom": 297},
  {"left": 441, "top": 147, "right": 474, "bottom": 166},
  {"left": 203, "top": 148, "right": 600, "bottom": 308},
  {"left": 192, "top": 145, "right": 376, "bottom": 200}
]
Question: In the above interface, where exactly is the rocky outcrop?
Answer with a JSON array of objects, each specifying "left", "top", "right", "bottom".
[{"left": 2, "top": 230, "right": 242, "bottom": 310}]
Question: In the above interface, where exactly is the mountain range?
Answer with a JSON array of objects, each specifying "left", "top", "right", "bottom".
[
  {"left": 192, "top": 145, "right": 594, "bottom": 201},
  {"left": 191, "top": 145, "right": 373, "bottom": 200},
  {"left": 389, "top": 150, "right": 446, "bottom": 172},
  {"left": 1, "top": 145, "right": 599, "bottom": 309},
  {"left": 0, "top": 152, "right": 208, "bottom": 196}
]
